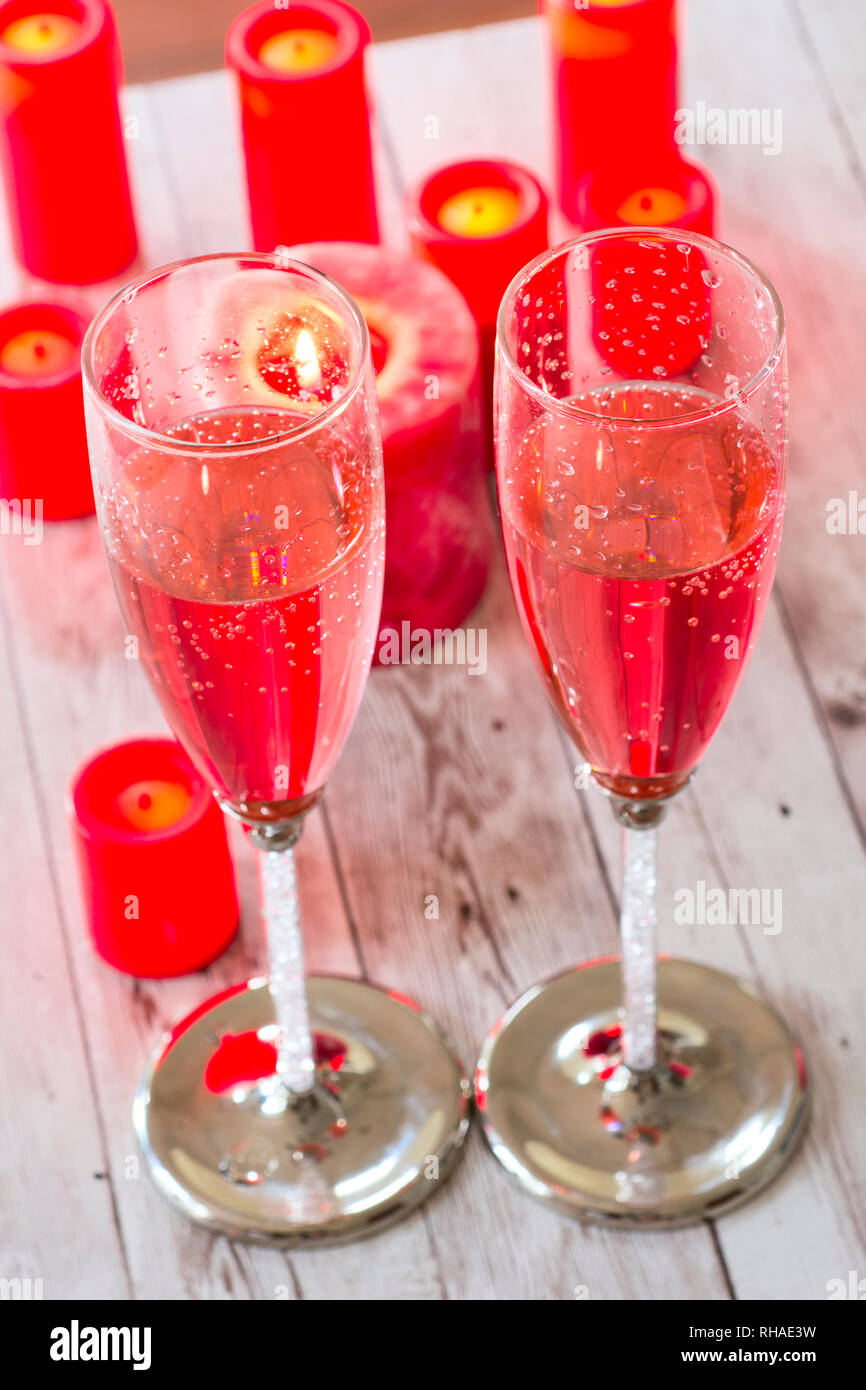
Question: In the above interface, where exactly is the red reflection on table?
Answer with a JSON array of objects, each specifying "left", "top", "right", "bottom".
[
  {"left": 205, "top": 1031, "right": 278, "bottom": 1093},
  {"left": 0, "top": 0, "right": 137, "bottom": 283},
  {"left": 204, "top": 1027, "right": 348, "bottom": 1094},
  {"left": 226, "top": 0, "right": 379, "bottom": 250}
]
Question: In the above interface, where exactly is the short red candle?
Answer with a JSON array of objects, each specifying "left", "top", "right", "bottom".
[
  {"left": 291, "top": 241, "right": 491, "bottom": 645},
  {"left": 226, "top": 0, "right": 379, "bottom": 250},
  {"left": 405, "top": 159, "right": 549, "bottom": 464},
  {"left": 68, "top": 737, "right": 239, "bottom": 978},
  {"left": 0, "top": 0, "right": 137, "bottom": 283},
  {"left": 542, "top": 0, "right": 680, "bottom": 228},
  {"left": 580, "top": 154, "right": 717, "bottom": 236},
  {"left": 0, "top": 300, "right": 93, "bottom": 519}
]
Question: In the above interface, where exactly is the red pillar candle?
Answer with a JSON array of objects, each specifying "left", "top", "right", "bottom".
[
  {"left": 68, "top": 737, "right": 239, "bottom": 978},
  {"left": 290, "top": 241, "right": 491, "bottom": 645},
  {"left": 581, "top": 154, "right": 716, "bottom": 236},
  {"left": 588, "top": 227, "right": 713, "bottom": 380},
  {"left": 405, "top": 159, "right": 549, "bottom": 463},
  {"left": 580, "top": 159, "right": 717, "bottom": 378},
  {"left": 542, "top": 0, "right": 679, "bottom": 228},
  {"left": 0, "top": 300, "right": 93, "bottom": 518},
  {"left": 0, "top": 0, "right": 137, "bottom": 283},
  {"left": 226, "top": 0, "right": 379, "bottom": 250}
]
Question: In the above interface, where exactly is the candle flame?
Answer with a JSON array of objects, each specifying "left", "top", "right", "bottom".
[{"left": 294, "top": 329, "right": 322, "bottom": 392}]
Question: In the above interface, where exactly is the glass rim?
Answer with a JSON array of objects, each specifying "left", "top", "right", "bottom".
[
  {"left": 496, "top": 227, "right": 786, "bottom": 430},
  {"left": 81, "top": 250, "right": 372, "bottom": 455}
]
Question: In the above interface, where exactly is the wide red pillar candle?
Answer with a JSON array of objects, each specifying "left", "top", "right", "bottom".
[
  {"left": 0, "top": 300, "right": 93, "bottom": 518},
  {"left": 226, "top": 0, "right": 379, "bottom": 250},
  {"left": 405, "top": 159, "right": 549, "bottom": 464},
  {"left": 542, "top": 0, "right": 679, "bottom": 228},
  {"left": 0, "top": 0, "right": 137, "bottom": 283},
  {"left": 69, "top": 737, "right": 239, "bottom": 977},
  {"left": 291, "top": 242, "right": 491, "bottom": 645}
]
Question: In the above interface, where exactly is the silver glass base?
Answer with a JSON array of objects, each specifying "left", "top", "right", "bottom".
[
  {"left": 135, "top": 975, "right": 471, "bottom": 1245},
  {"left": 476, "top": 958, "right": 808, "bottom": 1228}
]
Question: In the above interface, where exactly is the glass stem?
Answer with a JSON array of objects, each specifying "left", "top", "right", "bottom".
[
  {"left": 620, "top": 822, "right": 659, "bottom": 1073},
  {"left": 257, "top": 843, "right": 316, "bottom": 1095}
]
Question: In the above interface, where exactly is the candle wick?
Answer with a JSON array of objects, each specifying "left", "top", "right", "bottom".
[
  {"left": 34, "top": 342, "right": 46, "bottom": 360},
  {"left": 138, "top": 793, "right": 152, "bottom": 811},
  {"left": 640, "top": 195, "right": 653, "bottom": 212}
]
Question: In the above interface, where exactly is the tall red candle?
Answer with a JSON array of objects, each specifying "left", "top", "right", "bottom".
[
  {"left": 542, "top": 0, "right": 679, "bottom": 228},
  {"left": 0, "top": 300, "right": 93, "bottom": 519},
  {"left": 226, "top": 0, "right": 379, "bottom": 251},
  {"left": 406, "top": 159, "right": 549, "bottom": 463},
  {"left": 69, "top": 737, "right": 239, "bottom": 978},
  {"left": 0, "top": 0, "right": 137, "bottom": 283}
]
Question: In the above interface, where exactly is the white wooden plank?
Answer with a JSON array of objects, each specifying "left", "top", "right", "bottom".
[
  {"left": 790, "top": 0, "right": 866, "bottom": 166},
  {"left": 671, "top": 0, "right": 866, "bottom": 1290},
  {"left": 372, "top": 18, "right": 552, "bottom": 239},
  {"left": 0, "top": 559, "right": 130, "bottom": 1299},
  {"left": 580, "top": 604, "right": 865, "bottom": 1299}
]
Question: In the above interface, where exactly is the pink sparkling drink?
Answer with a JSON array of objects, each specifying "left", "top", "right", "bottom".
[
  {"left": 501, "top": 382, "right": 783, "bottom": 801},
  {"left": 104, "top": 405, "right": 384, "bottom": 824}
]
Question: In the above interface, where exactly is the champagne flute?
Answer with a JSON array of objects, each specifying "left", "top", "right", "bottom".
[
  {"left": 477, "top": 230, "right": 806, "bottom": 1225},
  {"left": 83, "top": 253, "right": 470, "bottom": 1244}
]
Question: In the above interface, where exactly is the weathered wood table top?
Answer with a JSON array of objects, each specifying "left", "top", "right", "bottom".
[{"left": 1, "top": 1, "right": 864, "bottom": 1300}]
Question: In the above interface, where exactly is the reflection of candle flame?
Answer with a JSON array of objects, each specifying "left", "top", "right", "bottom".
[
  {"left": 200, "top": 463, "right": 210, "bottom": 496},
  {"left": 295, "top": 329, "right": 321, "bottom": 392},
  {"left": 250, "top": 549, "right": 261, "bottom": 587}
]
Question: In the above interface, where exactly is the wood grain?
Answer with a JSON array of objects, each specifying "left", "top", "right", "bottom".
[{"left": 1, "top": 2, "right": 864, "bottom": 1299}]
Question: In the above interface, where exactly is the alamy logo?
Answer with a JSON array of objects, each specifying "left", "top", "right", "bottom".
[
  {"left": 675, "top": 101, "right": 783, "bottom": 157},
  {"left": 0, "top": 1277, "right": 43, "bottom": 1299},
  {"left": 826, "top": 1271, "right": 866, "bottom": 1300},
  {"left": 50, "top": 1320, "right": 152, "bottom": 1371},
  {"left": 673, "top": 880, "right": 782, "bottom": 935},
  {"left": 0, "top": 498, "right": 43, "bottom": 545},
  {"left": 377, "top": 622, "right": 487, "bottom": 675},
  {"left": 826, "top": 492, "right": 866, "bottom": 534}
]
